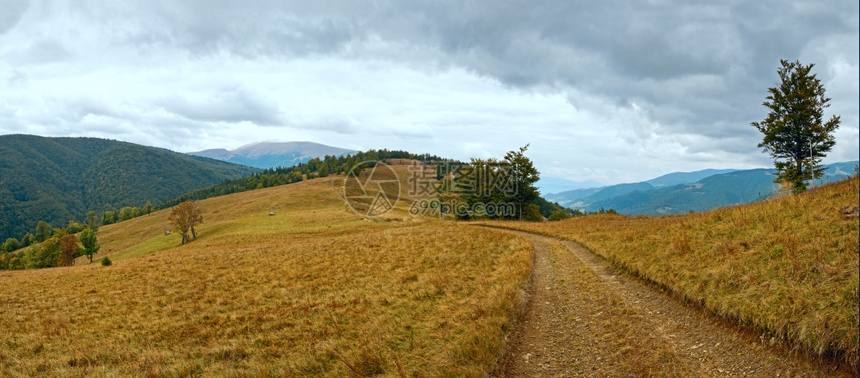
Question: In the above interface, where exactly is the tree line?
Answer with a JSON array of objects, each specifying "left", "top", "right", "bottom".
[
  {"left": 157, "top": 149, "right": 447, "bottom": 208},
  {"left": 0, "top": 221, "right": 99, "bottom": 270}
]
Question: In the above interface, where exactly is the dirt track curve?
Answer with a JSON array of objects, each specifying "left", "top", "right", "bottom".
[{"left": 487, "top": 228, "right": 849, "bottom": 377}]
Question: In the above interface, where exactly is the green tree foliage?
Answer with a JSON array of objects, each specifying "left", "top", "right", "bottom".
[
  {"left": 21, "top": 233, "right": 35, "bottom": 247},
  {"left": 79, "top": 227, "right": 100, "bottom": 263},
  {"left": 86, "top": 211, "right": 99, "bottom": 232},
  {"left": 102, "top": 210, "right": 116, "bottom": 225},
  {"left": 2, "top": 238, "right": 21, "bottom": 253},
  {"left": 66, "top": 220, "right": 85, "bottom": 234},
  {"left": 118, "top": 207, "right": 133, "bottom": 222},
  {"left": 530, "top": 197, "right": 568, "bottom": 219},
  {"left": 36, "top": 237, "right": 60, "bottom": 269},
  {"left": 34, "top": 221, "right": 53, "bottom": 242},
  {"left": 752, "top": 60, "right": 841, "bottom": 194},
  {"left": 443, "top": 145, "right": 541, "bottom": 220},
  {"left": 505, "top": 145, "right": 541, "bottom": 214},
  {"left": 548, "top": 209, "right": 571, "bottom": 221},
  {"left": 142, "top": 201, "right": 154, "bottom": 215}
]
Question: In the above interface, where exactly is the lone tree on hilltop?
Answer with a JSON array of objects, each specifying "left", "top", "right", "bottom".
[
  {"left": 751, "top": 59, "right": 840, "bottom": 194},
  {"left": 167, "top": 201, "right": 203, "bottom": 244}
]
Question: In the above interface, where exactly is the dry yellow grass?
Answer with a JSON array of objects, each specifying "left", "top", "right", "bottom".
[
  {"left": 482, "top": 177, "right": 859, "bottom": 369},
  {"left": 0, "top": 172, "right": 533, "bottom": 376}
]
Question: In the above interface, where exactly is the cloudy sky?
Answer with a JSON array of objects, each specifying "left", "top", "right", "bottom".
[{"left": 1, "top": 0, "right": 857, "bottom": 186}]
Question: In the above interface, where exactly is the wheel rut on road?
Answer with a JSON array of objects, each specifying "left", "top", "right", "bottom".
[{"left": 490, "top": 228, "right": 847, "bottom": 377}]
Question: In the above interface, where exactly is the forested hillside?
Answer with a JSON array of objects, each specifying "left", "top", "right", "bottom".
[{"left": 0, "top": 135, "right": 258, "bottom": 240}]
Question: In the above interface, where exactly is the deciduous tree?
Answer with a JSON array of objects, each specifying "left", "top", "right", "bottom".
[
  {"left": 86, "top": 211, "right": 99, "bottom": 232},
  {"left": 35, "top": 221, "right": 53, "bottom": 242},
  {"left": 102, "top": 210, "right": 116, "bottom": 225},
  {"left": 37, "top": 236, "right": 59, "bottom": 268},
  {"left": 79, "top": 227, "right": 100, "bottom": 263},
  {"left": 2, "top": 238, "right": 21, "bottom": 253},
  {"left": 167, "top": 201, "right": 203, "bottom": 244},
  {"left": 142, "top": 201, "right": 154, "bottom": 215},
  {"left": 58, "top": 234, "right": 79, "bottom": 267},
  {"left": 751, "top": 60, "right": 840, "bottom": 194}
]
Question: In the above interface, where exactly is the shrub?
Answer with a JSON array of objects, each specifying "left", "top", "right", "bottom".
[{"left": 100, "top": 257, "right": 112, "bottom": 266}]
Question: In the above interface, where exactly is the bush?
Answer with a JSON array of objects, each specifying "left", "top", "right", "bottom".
[
  {"left": 523, "top": 204, "right": 544, "bottom": 222},
  {"left": 548, "top": 209, "right": 571, "bottom": 221},
  {"left": 101, "top": 257, "right": 112, "bottom": 266}
]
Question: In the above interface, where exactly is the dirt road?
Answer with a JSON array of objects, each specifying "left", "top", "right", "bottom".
[{"left": 489, "top": 229, "right": 848, "bottom": 377}]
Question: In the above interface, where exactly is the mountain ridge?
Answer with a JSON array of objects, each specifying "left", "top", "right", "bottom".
[
  {"left": 547, "top": 162, "right": 857, "bottom": 215},
  {"left": 188, "top": 141, "right": 356, "bottom": 169},
  {"left": 0, "top": 134, "right": 259, "bottom": 240}
]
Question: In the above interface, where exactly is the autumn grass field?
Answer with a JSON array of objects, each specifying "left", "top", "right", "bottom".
[
  {"left": 483, "top": 176, "right": 859, "bottom": 370},
  {"left": 1, "top": 160, "right": 856, "bottom": 375},
  {"left": 0, "top": 170, "right": 533, "bottom": 376}
]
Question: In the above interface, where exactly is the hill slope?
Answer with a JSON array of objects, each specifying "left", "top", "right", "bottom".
[
  {"left": 188, "top": 141, "right": 356, "bottom": 169},
  {"left": 0, "top": 169, "right": 532, "bottom": 376},
  {"left": 484, "top": 176, "right": 859, "bottom": 370},
  {"left": 0, "top": 134, "right": 259, "bottom": 240}
]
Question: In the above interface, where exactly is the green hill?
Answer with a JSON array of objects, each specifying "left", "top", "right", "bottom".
[{"left": 0, "top": 134, "right": 259, "bottom": 240}]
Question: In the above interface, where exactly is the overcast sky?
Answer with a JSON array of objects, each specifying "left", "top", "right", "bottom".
[{"left": 1, "top": 0, "right": 857, "bottom": 185}]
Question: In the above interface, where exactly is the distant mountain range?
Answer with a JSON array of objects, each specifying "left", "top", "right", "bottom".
[
  {"left": 535, "top": 176, "right": 605, "bottom": 195},
  {"left": 188, "top": 141, "right": 356, "bottom": 169},
  {"left": 0, "top": 135, "right": 259, "bottom": 240},
  {"left": 546, "top": 162, "right": 858, "bottom": 215}
]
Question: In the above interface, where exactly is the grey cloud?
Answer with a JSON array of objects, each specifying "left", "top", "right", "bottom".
[
  {"left": 8, "top": 39, "right": 72, "bottom": 66},
  {"left": 0, "top": 0, "right": 28, "bottom": 35},
  {"left": 7, "top": 69, "right": 27, "bottom": 85},
  {"left": 93, "top": 1, "right": 368, "bottom": 59},
  {"left": 1, "top": 0, "right": 855, "bottom": 182},
  {"left": 364, "top": 0, "right": 856, "bottom": 144},
  {"left": 161, "top": 87, "right": 283, "bottom": 126},
  {"left": 290, "top": 115, "right": 360, "bottom": 135}
]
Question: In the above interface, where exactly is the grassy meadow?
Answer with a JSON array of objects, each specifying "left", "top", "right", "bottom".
[
  {"left": 2, "top": 159, "right": 856, "bottom": 375},
  {"left": 0, "top": 171, "right": 533, "bottom": 376},
  {"left": 484, "top": 177, "right": 859, "bottom": 369}
]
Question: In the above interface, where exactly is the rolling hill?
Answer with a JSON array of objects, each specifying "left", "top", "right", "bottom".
[
  {"left": 0, "top": 165, "right": 532, "bottom": 376},
  {"left": 546, "top": 162, "right": 858, "bottom": 215},
  {"left": 188, "top": 141, "right": 356, "bottom": 169},
  {"left": 483, "top": 176, "right": 859, "bottom": 370},
  {"left": 0, "top": 134, "right": 259, "bottom": 240},
  {"left": 0, "top": 153, "right": 854, "bottom": 374}
]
